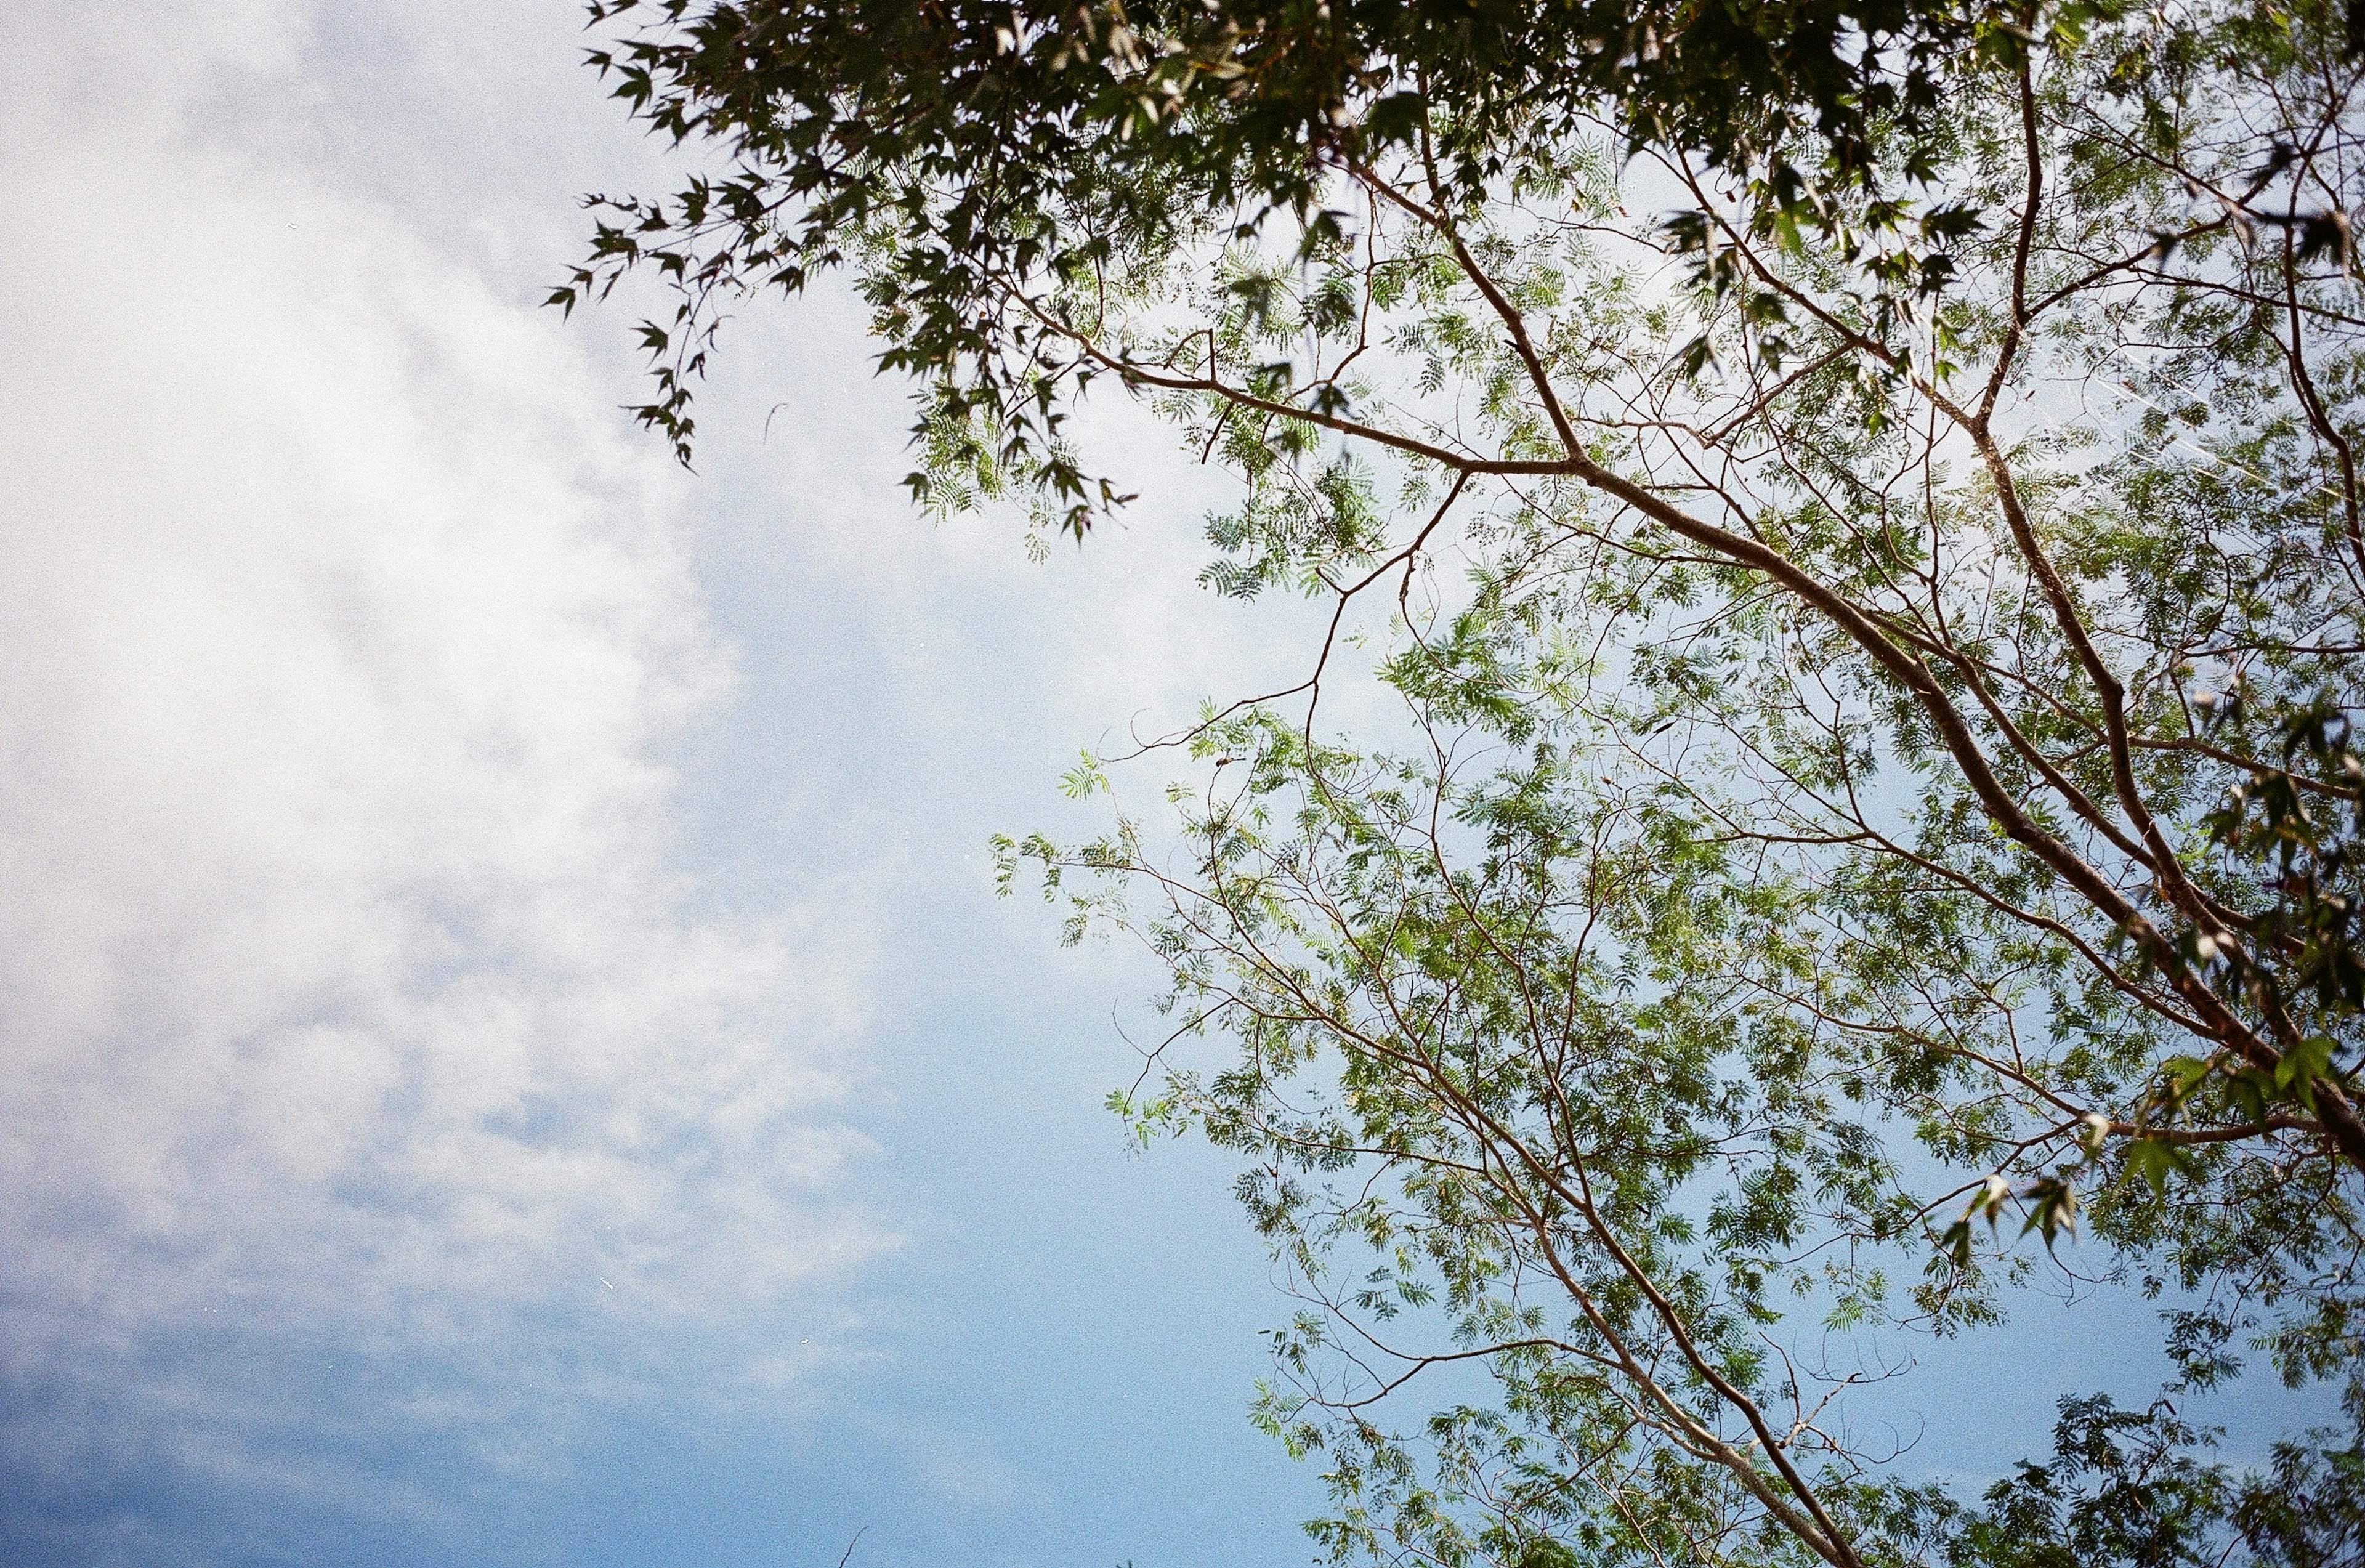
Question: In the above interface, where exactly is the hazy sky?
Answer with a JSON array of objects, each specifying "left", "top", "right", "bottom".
[
  {"left": 0, "top": 6, "right": 2334, "bottom": 1567},
  {"left": 0, "top": 5, "right": 1338, "bottom": 1563}
]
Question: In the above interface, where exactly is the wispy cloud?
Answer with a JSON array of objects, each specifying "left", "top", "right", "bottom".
[{"left": 0, "top": 0, "right": 891, "bottom": 1517}]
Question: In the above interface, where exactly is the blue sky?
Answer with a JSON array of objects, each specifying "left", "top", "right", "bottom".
[{"left": 0, "top": 5, "right": 2335, "bottom": 1566}]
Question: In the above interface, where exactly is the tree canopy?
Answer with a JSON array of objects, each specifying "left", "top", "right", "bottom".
[{"left": 570, "top": 2, "right": 2365, "bottom": 1563}]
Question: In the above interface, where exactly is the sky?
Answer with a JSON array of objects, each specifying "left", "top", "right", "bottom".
[{"left": 0, "top": 5, "right": 2337, "bottom": 1567}]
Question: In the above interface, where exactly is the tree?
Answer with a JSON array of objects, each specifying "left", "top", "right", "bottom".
[{"left": 568, "top": 2, "right": 2365, "bottom": 1562}]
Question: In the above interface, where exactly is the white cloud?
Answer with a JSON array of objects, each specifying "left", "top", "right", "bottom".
[{"left": 0, "top": 0, "right": 887, "bottom": 1504}]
